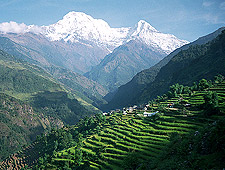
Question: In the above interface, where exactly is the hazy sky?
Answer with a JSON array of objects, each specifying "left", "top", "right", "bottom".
[{"left": 0, "top": 0, "right": 224, "bottom": 41}]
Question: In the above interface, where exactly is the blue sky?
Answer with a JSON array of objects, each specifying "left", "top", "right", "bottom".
[{"left": 0, "top": 0, "right": 224, "bottom": 41}]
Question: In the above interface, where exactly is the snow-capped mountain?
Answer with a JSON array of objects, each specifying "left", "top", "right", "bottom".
[
  {"left": 129, "top": 20, "right": 188, "bottom": 54},
  {"left": 0, "top": 11, "right": 189, "bottom": 76},
  {"left": 42, "top": 12, "right": 130, "bottom": 51},
  {"left": 40, "top": 11, "right": 188, "bottom": 53},
  {"left": 0, "top": 11, "right": 188, "bottom": 54}
]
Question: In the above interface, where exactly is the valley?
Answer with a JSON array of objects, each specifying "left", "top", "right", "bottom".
[
  {"left": 1, "top": 76, "right": 225, "bottom": 169},
  {"left": 0, "top": 8, "right": 224, "bottom": 170}
]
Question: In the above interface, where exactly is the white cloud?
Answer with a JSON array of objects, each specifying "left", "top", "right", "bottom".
[
  {"left": 0, "top": 21, "right": 42, "bottom": 34},
  {"left": 28, "top": 25, "right": 43, "bottom": 34},
  {"left": 0, "top": 21, "right": 28, "bottom": 33}
]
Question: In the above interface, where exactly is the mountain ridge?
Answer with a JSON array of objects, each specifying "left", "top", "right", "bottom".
[
  {"left": 104, "top": 27, "right": 225, "bottom": 110},
  {"left": 85, "top": 39, "right": 166, "bottom": 91},
  {"left": 0, "top": 11, "right": 188, "bottom": 55}
]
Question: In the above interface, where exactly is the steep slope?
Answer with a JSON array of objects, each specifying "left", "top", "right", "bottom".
[
  {"left": 45, "top": 65, "right": 108, "bottom": 108},
  {"left": 0, "top": 49, "right": 92, "bottom": 124},
  {"left": 0, "top": 36, "right": 45, "bottom": 65},
  {"left": 105, "top": 27, "right": 225, "bottom": 110},
  {"left": 42, "top": 11, "right": 129, "bottom": 51},
  {"left": 0, "top": 49, "right": 97, "bottom": 160},
  {"left": 85, "top": 40, "right": 166, "bottom": 91},
  {"left": 2, "top": 79, "right": 224, "bottom": 169},
  {"left": 138, "top": 29, "right": 225, "bottom": 103},
  {"left": 0, "top": 93, "right": 64, "bottom": 161},
  {"left": 83, "top": 18, "right": 187, "bottom": 91},
  {"left": 42, "top": 12, "right": 188, "bottom": 54},
  {"left": 0, "top": 50, "right": 63, "bottom": 97},
  {"left": 0, "top": 36, "right": 108, "bottom": 108},
  {"left": 1, "top": 32, "right": 108, "bottom": 73}
]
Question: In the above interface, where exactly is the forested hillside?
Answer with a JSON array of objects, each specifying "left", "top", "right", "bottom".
[
  {"left": 0, "top": 50, "right": 96, "bottom": 161},
  {"left": 105, "top": 27, "right": 225, "bottom": 110},
  {"left": 85, "top": 40, "right": 166, "bottom": 91},
  {"left": 105, "top": 28, "right": 225, "bottom": 110},
  {"left": 1, "top": 76, "right": 225, "bottom": 169},
  {"left": 139, "top": 29, "right": 225, "bottom": 104},
  {"left": 0, "top": 93, "right": 64, "bottom": 161},
  {"left": 45, "top": 65, "right": 108, "bottom": 109},
  {"left": 0, "top": 36, "right": 108, "bottom": 110}
]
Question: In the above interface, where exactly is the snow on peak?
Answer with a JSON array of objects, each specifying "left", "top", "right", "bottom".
[
  {"left": 41, "top": 11, "right": 129, "bottom": 49},
  {"left": 41, "top": 12, "right": 188, "bottom": 53},
  {"left": 128, "top": 20, "right": 188, "bottom": 54},
  {"left": 135, "top": 20, "right": 158, "bottom": 33},
  {"left": 0, "top": 11, "right": 188, "bottom": 54}
]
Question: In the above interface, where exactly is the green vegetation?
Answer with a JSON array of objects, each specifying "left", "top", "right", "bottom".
[
  {"left": 85, "top": 40, "right": 165, "bottom": 92},
  {"left": 105, "top": 28, "right": 225, "bottom": 110},
  {"left": 1, "top": 30, "right": 225, "bottom": 169},
  {"left": 31, "top": 91, "right": 90, "bottom": 125},
  {"left": 2, "top": 76, "right": 224, "bottom": 169},
  {"left": 0, "top": 50, "right": 96, "bottom": 162},
  {"left": 45, "top": 65, "right": 108, "bottom": 109},
  {"left": 139, "top": 29, "right": 225, "bottom": 104},
  {"left": 151, "top": 117, "right": 225, "bottom": 170},
  {"left": 0, "top": 93, "right": 64, "bottom": 161},
  {"left": 0, "top": 49, "right": 63, "bottom": 100},
  {"left": 0, "top": 49, "right": 94, "bottom": 124}
]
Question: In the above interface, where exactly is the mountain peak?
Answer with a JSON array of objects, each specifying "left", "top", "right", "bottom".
[
  {"left": 136, "top": 20, "right": 158, "bottom": 32},
  {"left": 29, "top": 11, "right": 188, "bottom": 53},
  {"left": 62, "top": 11, "right": 94, "bottom": 21}
]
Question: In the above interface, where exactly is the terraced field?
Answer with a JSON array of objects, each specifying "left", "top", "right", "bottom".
[
  {"left": 52, "top": 113, "right": 207, "bottom": 169},
  {"left": 50, "top": 82, "right": 225, "bottom": 169},
  {"left": 1, "top": 81, "right": 224, "bottom": 169}
]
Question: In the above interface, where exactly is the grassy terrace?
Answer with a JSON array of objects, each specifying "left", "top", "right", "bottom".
[
  {"left": 14, "top": 81, "right": 222, "bottom": 170},
  {"left": 55, "top": 111, "right": 207, "bottom": 169},
  {"left": 80, "top": 82, "right": 224, "bottom": 169}
]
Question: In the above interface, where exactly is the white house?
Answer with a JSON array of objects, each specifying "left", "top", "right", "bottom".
[
  {"left": 123, "top": 111, "right": 127, "bottom": 115},
  {"left": 143, "top": 111, "right": 159, "bottom": 117}
]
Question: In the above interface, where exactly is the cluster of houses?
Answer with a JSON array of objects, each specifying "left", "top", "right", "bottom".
[
  {"left": 102, "top": 97, "right": 192, "bottom": 117},
  {"left": 102, "top": 104, "right": 159, "bottom": 117}
]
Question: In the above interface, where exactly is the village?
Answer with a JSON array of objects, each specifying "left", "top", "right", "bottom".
[
  {"left": 102, "top": 97, "right": 192, "bottom": 117},
  {"left": 102, "top": 104, "right": 159, "bottom": 117}
]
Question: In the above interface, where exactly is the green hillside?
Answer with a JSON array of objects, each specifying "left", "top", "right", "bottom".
[
  {"left": 0, "top": 49, "right": 63, "bottom": 100},
  {"left": 85, "top": 40, "right": 166, "bottom": 91},
  {"left": 2, "top": 77, "right": 224, "bottom": 169},
  {"left": 0, "top": 36, "right": 107, "bottom": 111},
  {"left": 45, "top": 65, "right": 108, "bottom": 109},
  {"left": 0, "top": 93, "right": 64, "bottom": 161},
  {"left": 0, "top": 50, "right": 96, "bottom": 161},
  {"left": 105, "top": 27, "right": 225, "bottom": 110},
  {"left": 0, "top": 50, "right": 93, "bottom": 125},
  {"left": 138, "top": 29, "right": 225, "bottom": 104}
]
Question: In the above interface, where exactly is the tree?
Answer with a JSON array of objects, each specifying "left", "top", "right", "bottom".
[
  {"left": 203, "top": 91, "right": 219, "bottom": 116},
  {"left": 191, "top": 82, "right": 198, "bottom": 91},
  {"left": 198, "top": 79, "right": 210, "bottom": 91},
  {"left": 215, "top": 74, "right": 224, "bottom": 84},
  {"left": 183, "top": 86, "right": 192, "bottom": 96}
]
